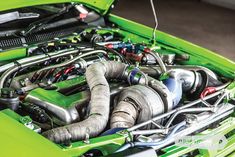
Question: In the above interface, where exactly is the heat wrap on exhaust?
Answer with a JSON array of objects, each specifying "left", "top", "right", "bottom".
[{"left": 42, "top": 61, "right": 127, "bottom": 143}]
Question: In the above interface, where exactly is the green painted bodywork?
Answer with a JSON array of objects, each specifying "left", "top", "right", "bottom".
[
  {"left": 0, "top": 48, "right": 26, "bottom": 62},
  {"left": 0, "top": 1, "right": 235, "bottom": 157},
  {"left": 61, "top": 134, "right": 127, "bottom": 156},
  {"left": 1, "top": 109, "right": 126, "bottom": 157},
  {"left": 108, "top": 14, "right": 235, "bottom": 79},
  {"left": 0, "top": 109, "right": 69, "bottom": 157}
]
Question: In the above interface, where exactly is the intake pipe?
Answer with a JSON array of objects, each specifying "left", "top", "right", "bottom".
[
  {"left": 163, "top": 68, "right": 222, "bottom": 105},
  {"left": 162, "top": 69, "right": 199, "bottom": 107},
  {"left": 43, "top": 61, "right": 128, "bottom": 143},
  {"left": 139, "top": 65, "right": 218, "bottom": 80}
]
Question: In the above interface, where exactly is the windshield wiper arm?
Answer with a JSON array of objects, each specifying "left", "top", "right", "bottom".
[{"left": 20, "top": 5, "right": 73, "bottom": 36}]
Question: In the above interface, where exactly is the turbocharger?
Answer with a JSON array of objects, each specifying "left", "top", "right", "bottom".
[
  {"left": 111, "top": 85, "right": 165, "bottom": 129},
  {"left": 111, "top": 68, "right": 222, "bottom": 129}
]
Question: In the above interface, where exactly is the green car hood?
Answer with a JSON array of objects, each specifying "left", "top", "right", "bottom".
[{"left": 0, "top": 0, "right": 114, "bottom": 14}]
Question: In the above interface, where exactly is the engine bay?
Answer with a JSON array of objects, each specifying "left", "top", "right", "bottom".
[{"left": 0, "top": 3, "right": 235, "bottom": 157}]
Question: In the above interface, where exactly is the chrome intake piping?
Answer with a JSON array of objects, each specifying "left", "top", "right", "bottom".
[
  {"left": 166, "top": 69, "right": 200, "bottom": 93},
  {"left": 164, "top": 68, "right": 222, "bottom": 102},
  {"left": 140, "top": 65, "right": 218, "bottom": 80}
]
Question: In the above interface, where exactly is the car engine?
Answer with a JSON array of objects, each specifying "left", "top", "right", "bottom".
[{"left": 0, "top": 3, "right": 234, "bottom": 157}]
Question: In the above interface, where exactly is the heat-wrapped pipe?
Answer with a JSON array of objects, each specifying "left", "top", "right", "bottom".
[{"left": 42, "top": 61, "right": 128, "bottom": 143}]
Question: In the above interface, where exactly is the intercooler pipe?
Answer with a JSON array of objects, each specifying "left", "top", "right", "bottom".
[
  {"left": 139, "top": 65, "right": 218, "bottom": 80},
  {"left": 141, "top": 65, "right": 221, "bottom": 103},
  {"left": 163, "top": 78, "right": 182, "bottom": 107},
  {"left": 42, "top": 61, "right": 129, "bottom": 143},
  {"left": 163, "top": 68, "right": 222, "bottom": 102},
  {"left": 162, "top": 69, "right": 201, "bottom": 107},
  {"left": 140, "top": 65, "right": 222, "bottom": 102}
]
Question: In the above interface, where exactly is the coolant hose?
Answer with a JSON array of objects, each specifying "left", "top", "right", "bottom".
[{"left": 42, "top": 61, "right": 128, "bottom": 143}]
